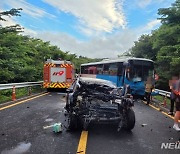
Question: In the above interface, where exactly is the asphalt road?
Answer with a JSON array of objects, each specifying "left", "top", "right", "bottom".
[{"left": 0, "top": 92, "right": 179, "bottom": 154}]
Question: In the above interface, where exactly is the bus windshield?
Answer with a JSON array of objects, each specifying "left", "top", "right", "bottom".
[{"left": 128, "top": 60, "right": 154, "bottom": 82}]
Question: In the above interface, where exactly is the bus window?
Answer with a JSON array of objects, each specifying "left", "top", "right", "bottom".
[
  {"left": 88, "top": 66, "right": 97, "bottom": 74},
  {"left": 117, "top": 62, "right": 123, "bottom": 76},
  {"left": 89, "top": 70, "right": 93, "bottom": 74},
  {"left": 103, "top": 64, "right": 110, "bottom": 75},
  {"left": 80, "top": 66, "right": 85, "bottom": 74},
  {"left": 129, "top": 66, "right": 142, "bottom": 81},
  {"left": 81, "top": 66, "right": 88, "bottom": 74},
  {"left": 109, "top": 63, "right": 118, "bottom": 75},
  {"left": 129, "top": 60, "right": 154, "bottom": 81},
  {"left": 97, "top": 64, "right": 103, "bottom": 74}
]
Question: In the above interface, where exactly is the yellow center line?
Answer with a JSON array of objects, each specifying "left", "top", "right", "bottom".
[
  {"left": 77, "top": 131, "right": 88, "bottom": 154},
  {"left": 0, "top": 93, "right": 48, "bottom": 111}
]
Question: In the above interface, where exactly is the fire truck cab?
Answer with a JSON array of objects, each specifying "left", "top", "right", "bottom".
[{"left": 43, "top": 59, "right": 74, "bottom": 90}]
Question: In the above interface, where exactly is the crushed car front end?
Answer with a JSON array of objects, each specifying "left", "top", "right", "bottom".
[{"left": 65, "top": 77, "right": 135, "bottom": 131}]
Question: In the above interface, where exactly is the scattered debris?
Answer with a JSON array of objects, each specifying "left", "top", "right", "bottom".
[
  {"left": 45, "top": 118, "right": 53, "bottom": 122},
  {"left": 53, "top": 123, "right": 62, "bottom": 133},
  {"left": 43, "top": 125, "right": 53, "bottom": 129},
  {"left": 43, "top": 123, "right": 62, "bottom": 133},
  {"left": 141, "top": 124, "right": 147, "bottom": 127}
]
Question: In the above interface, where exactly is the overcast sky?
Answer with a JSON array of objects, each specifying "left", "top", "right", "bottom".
[{"left": 0, "top": 0, "right": 174, "bottom": 58}]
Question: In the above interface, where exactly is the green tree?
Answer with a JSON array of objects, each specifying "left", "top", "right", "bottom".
[
  {"left": 0, "top": 9, "right": 99, "bottom": 83},
  {"left": 0, "top": 8, "right": 23, "bottom": 33},
  {"left": 0, "top": 8, "right": 22, "bottom": 21},
  {"left": 158, "top": 0, "right": 180, "bottom": 25},
  {"left": 130, "top": 34, "right": 157, "bottom": 61},
  {"left": 129, "top": 0, "right": 180, "bottom": 90}
]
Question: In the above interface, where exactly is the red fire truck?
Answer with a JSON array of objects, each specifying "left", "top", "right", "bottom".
[{"left": 43, "top": 59, "right": 74, "bottom": 90}]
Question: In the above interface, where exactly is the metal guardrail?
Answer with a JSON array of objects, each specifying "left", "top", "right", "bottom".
[
  {"left": 0, "top": 81, "right": 43, "bottom": 102},
  {"left": 155, "top": 89, "right": 171, "bottom": 98},
  {"left": 0, "top": 81, "right": 43, "bottom": 90},
  {"left": 0, "top": 83, "right": 170, "bottom": 96},
  {"left": 154, "top": 89, "right": 171, "bottom": 109}
]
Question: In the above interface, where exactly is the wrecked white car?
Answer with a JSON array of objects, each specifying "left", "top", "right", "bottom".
[{"left": 65, "top": 77, "right": 135, "bottom": 131}]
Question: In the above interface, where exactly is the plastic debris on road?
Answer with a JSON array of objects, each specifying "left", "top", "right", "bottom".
[
  {"left": 43, "top": 123, "right": 62, "bottom": 133},
  {"left": 53, "top": 123, "right": 62, "bottom": 133}
]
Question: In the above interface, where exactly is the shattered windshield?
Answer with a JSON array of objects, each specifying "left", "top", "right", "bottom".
[{"left": 129, "top": 60, "right": 154, "bottom": 81}]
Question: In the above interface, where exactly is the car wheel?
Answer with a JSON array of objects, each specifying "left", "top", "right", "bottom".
[
  {"left": 82, "top": 119, "right": 89, "bottom": 131},
  {"left": 67, "top": 114, "right": 78, "bottom": 131},
  {"left": 124, "top": 109, "right": 135, "bottom": 130}
]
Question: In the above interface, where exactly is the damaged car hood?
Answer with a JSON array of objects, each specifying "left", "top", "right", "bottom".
[{"left": 78, "top": 77, "right": 116, "bottom": 93}]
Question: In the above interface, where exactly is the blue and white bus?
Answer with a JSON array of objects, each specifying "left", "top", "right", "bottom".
[{"left": 80, "top": 57, "right": 154, "bottom": 97}]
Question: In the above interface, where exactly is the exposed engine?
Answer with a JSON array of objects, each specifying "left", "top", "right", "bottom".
[{"left": 65, "top": 77, "right": 135, "bottom": 131}]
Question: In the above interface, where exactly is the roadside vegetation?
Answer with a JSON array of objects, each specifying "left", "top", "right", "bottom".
[
  {"left": 153, "top": 95, "right": 171, "bottom": 106},
  {"left": 0, "top": 9, "right": 100, "bottom": 84}
]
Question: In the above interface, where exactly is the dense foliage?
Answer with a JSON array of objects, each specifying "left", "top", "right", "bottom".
[
  {"left": 0, "top": 9, "right": 99, "bottom": 84},
  {"left": 130, "top": 0, "right": 180, "bottom": 90}
]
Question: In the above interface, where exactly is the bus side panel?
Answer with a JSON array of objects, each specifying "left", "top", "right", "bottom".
[
  {"left": 81, "top": 74, "right": 97, "bottom": 78},
  {"left": 123, "top": 78, "right": 145, "bottom": 96},
  {"left": 96, "top": 75, "right": 118, "bottom": 86},
  {"left": 96, "top": 74, "right": 145, "bottom": 96},
  {"left": 117, "top": 76, "right": 124, "bottom": 87}
]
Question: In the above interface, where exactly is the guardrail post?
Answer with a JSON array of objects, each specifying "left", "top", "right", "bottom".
[
  {"left": 41, "top": 84, "right": 43, "bottom": 92},
  {"left": 12, "top": 85, "right": 16, "bottom": 101},
  {"left": 28, "top": 87, "right": 32, "bottom": 96},
  {"left": 163, "top": 94, "right": 167, "bottom": 107}
]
